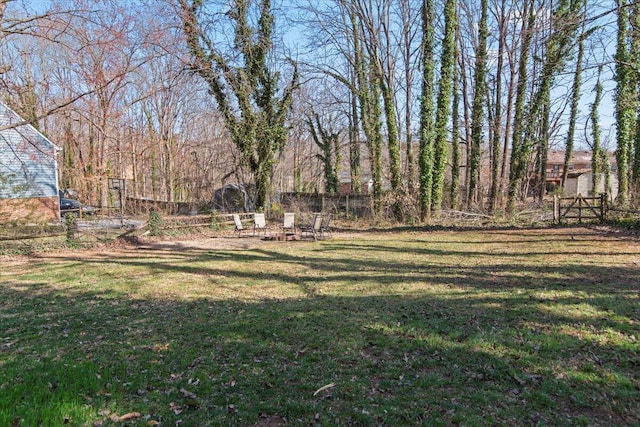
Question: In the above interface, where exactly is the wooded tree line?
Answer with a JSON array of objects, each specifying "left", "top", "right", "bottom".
[{"left": 1, "top": 0, "right": 639, "bottom": 219}]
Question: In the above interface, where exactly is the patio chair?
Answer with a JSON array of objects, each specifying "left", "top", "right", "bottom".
[
  {"left": 253, "top": 212, "right": 269, "bottom": 236},
  {"left": 233, "top": 213, "right": 247, "bottom": 237},
  {"left": 282, "top": 212, "right": 296, "bottom": 236},
  {"left": 300, "top": 213, "right": 324, "bottom": 241},
  {"left": 320, "top": 213, "right": 332, "bottom": 239}
]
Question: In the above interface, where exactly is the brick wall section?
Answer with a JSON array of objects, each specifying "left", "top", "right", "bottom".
[{"left": 0, "top": 197, "right": 59, "bottom": 223}]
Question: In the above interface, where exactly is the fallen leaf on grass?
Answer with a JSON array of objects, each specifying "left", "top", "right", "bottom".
[
  {"left": 313, "top": 382, "right": 336, "bottom": 396},
  {"left": 180, "top": 388, "right": 197, "bottom": 399},
  {"left": 109, "top": 412, "right": 141, "bottom": 422},
  {"left": 513, "top": 374, "right": 526, "bottom": 386},
  {"left": 169, "top": 402, "right": 183, "bottom": 415},
  {"left": 179, "top": 387, "right": 200, "bottom": 407}
]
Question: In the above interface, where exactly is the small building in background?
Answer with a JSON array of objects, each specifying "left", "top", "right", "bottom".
[
  {"left": 564, "top": 169, "right": 619, "bottom": 201},
  {"left": 0, "top": 101, "right": 60, "bottom": 223},
  {"left": 545, "top": 150, "right": 618, "bottom": 198}
]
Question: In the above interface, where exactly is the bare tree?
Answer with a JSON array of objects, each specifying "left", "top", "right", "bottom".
[{"left": 397, "top": 0, "right": 421, "bottom": 194}]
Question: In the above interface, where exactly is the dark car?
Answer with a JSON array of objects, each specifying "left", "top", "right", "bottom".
[{"left": 60, "top": 197, "right": 95, "bottom": 217}]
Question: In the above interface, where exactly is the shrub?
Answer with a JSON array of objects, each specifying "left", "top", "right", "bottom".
[
  {"left": 209, "top": 209, "right": 219, "bottom": 231},
  {"left": 64, "top": 214, "right": 77, "bottom": 247},
  {"left": 148, "top": 211, "right": 163, "bottom": 236}
]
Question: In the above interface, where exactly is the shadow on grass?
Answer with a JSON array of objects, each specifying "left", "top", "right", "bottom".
[{"left": 1, "top": 228, "right": 639, "bottom": 426}]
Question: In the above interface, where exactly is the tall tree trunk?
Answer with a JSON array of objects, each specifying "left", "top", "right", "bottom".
[
  {"left": 615, "top": 0, "right": 633, "bottom": 207},
  {"left": 591, "top": 65, "right": 604, "bottom": 195},
  {"left": 509, "top": 0, "right": 584, "bottom": 210},
  {"left": 499, "top": 27, "right": 518, "bottom": 206},
  {"left": 469, "top": 0, "right": 488, "bottom": 209},
  {"left": 419, "top": 0, "right": 436, "bottom": 220},
  {"left": 507, "top": 0, "right": 535, "bottom": 213},
  {"left": 536, "top": 97, "right": 550, "bottom": 202},
  {"left": 535, "top": 0, "right": 585, "bottom": 203},
  {"left": 380, "top": 76, "right": 403, "bottom": 216},
  {"left": 563, "top": 25, "right": 586, "bottom": 193},
  {"left": 630, "top": 0, "right": 640, "bottom": 188},
  {"left": 351, "top": 11, "right": 383, "bottom": 214},
  {"left": 367, "top": 78, "right": 384, "bottom": 214},
  {"left": 489, "top": 0, "right": 507, "bottom": 214},
  {"left": 401, "top": 0, "right": 416, "bottom": 194},
  {"left": 381, "top": 18, "right": 403, "bottom": 214},
  {"left": 450, "top": 42, "right": 460, "bottom": 210},
  {"left": 431, "top": 0, "right": 456, "bottom": 214},
  {"left": 349, "top": 87, "right": 362, "bottom": 193},
  {"left": 457, "top": 28, "right": 472, "bottom": 206}
]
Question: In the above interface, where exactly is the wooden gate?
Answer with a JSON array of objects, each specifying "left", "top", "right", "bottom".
[{"left": 554, "top": 194, "right": 608, "bottom": 224}]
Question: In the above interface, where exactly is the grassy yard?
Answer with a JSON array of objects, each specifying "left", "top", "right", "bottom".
[{"left": 1, "top": 226, "right": 638, "bottom": 426}]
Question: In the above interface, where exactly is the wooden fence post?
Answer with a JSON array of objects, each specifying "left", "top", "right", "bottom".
[{"left": 600, "top": 193, "right": 607, "bottom": 222}]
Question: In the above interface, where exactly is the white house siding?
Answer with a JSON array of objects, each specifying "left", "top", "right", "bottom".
[{"left": 0, "top": 101, "right": 59, "bottom": 222}]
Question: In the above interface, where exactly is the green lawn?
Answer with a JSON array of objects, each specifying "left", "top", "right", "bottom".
[{"left": 1, "top": 227, "right": 638, "bottom": 426}]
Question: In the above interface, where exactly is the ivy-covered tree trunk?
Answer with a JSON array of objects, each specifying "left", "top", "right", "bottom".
[
  {"left": 592, "top": 64, "right": 613, "bottom": 200},
  {"left": 450, "top": 42, "right": 460, "bottom": 211},
  {"left": 352, "top": 1, "right": 402, "bottom": 217},
  {"left": 379, "top": 76, "right": 403, "bottom": 217},
  {"left": 563, "top": 29, "right": 585, "bottom": 193},
  {"left": 488, "top": 0, "right": 505, "bottom": 214},
  {"left": 418, "top": 0, "right": 435, "bottom": 221},
  {"left": 351, "top": 11, "right": 383, "bottom": 215},
  {"left": 348, "top": 89, "right": 362, "bottom": 194},
  {"left": 614, "top": 0, "right": 633, "bottom": 207},
  {"left": 509, "top": 0, "right": 583, "bottom": 211},
  {"left": 507, "top": 0, "right": 535, "bottom": 213},
  {"left": 179, "top": 0, "right": 297, "bottom": 210},
  {"left": 535, "top": 91, "right": 551, "bottom": 203},
  {"left": 469, "top": 0, "right": 488, "bottom": 209},
  {"left": 630, "top": 0, "right": 640, "bottom": 187},
  {"left": 533, "top": 0, "right": 584, "bottom": 202},
  {"left": 308, "top": 113, "right": 339, "bottom": 194},
  {"left": 430, "top": 0, "right": 456, "bottom": 214},
  {"left": 402, "top": 4, "right": 416, "bottom": 194},
  {"left": 365, "top": 79, "right": 384, "bottom": 214},
  {"left": 497, "top": 0, "right": 516, "bottom": 208},
  {"left": 591, "top": 66, "right": 604, "bottom": 194}
]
